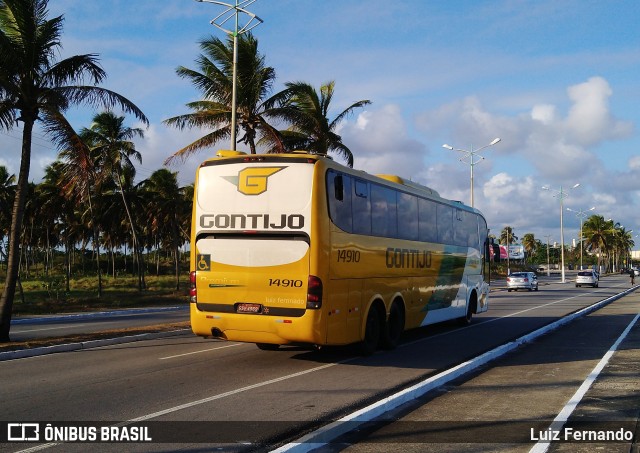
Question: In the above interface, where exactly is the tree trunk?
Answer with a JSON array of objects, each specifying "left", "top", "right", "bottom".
[
  {"left": 0, "top": 119, "right": 34, "bottom": 341},
  {"left": 86, "top": 191, "right": 102, "bottom": 297},
  {"left": 173, "top": 218, "right": 180, "bottom": 291},
  {"left": 116, "top": 175, "right": 145, "bottom": 290}
]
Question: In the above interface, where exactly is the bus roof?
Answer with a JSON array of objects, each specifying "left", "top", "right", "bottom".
[{"left": 200, "top": 150, "right": 482, "bottom": 217}]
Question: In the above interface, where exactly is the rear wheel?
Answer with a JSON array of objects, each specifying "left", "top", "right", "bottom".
[
  {"left": 458, "top": 293, "right": 476, "bottom": 326},
  {"left": 382, "top": 302, "right": 404, "bottom": 350},
  {"left": 256, "top": 343, "right": 280, "bottom": 351},
  {"left": 360, "top": 306, "right": 381, "bottom": 356}
]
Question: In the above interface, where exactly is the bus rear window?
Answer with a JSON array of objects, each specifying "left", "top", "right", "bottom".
[{"left": 196, "top": 236, "right": 309, "bottom": 267}]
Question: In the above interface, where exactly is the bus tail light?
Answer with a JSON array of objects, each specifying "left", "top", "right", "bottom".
[
  {"left": 306, "top": 275, "right": 323, "bottom": 309},
  {"left": 190, "top": 271, "right": 197, "bottom": 303}
]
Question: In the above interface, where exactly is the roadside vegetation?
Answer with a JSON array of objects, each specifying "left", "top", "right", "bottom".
[
  {"left": 495, "top": 220, "right": 634, "bottom": 275},
  {"left": 0, "top": 256, "right": 189, "bottom": 317}
]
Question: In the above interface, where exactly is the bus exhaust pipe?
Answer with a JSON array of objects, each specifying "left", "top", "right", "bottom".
[{"left": 211, "top": 328, "right": 226, "bottom": 339}]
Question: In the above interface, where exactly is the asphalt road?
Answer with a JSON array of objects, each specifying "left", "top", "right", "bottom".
[
  {"left": 9, "top": 306, "right": 189, "bottom": 342},
  {"left": 1, "top": 274, "right": 637, "bottom": 453}
]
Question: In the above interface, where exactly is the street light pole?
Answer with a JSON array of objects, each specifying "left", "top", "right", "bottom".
[
  {"left": 542, "top": 183, "right": 580, "bottom": 283},
  {"left": 544, "top": 234, "right": 552, "bottom": 277},
  {"left": 443, "top": 138, "right": 501, "bottom": 208},
  {"left": 567, "top": 206, "right": 595, "bottom": 270},
  {"left": 195, "top": 0, "right": 263, "bottom": 151}
]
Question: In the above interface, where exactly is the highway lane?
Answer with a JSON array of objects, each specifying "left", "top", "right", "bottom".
[{"left": 0, "top": 274, "right": 633, "bottom": 452}]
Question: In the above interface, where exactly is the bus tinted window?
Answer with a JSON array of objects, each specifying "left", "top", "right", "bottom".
[
  {"left": 418, "top": 198, "right": 438, "bottom": 243},
  {"left": 371, "top": 184, "right": 398, "bottom": 237},
  {"left": 352, "top": 179, "right": 371, "bottom": 235},
  {"left": 437, "top": 204, "right": 454, "bottom": 244},
  {"left": 454, "top": 208, "right": 478, "bottom": 248},
  {"left": 398, "top": 192, "right": 419, "bottom": 241},
  {"left": 326, "top": 170, "right": 485, "bottom": 248},
  {"left": 328, "top": 171, "right": 353, "bottom": 232}
]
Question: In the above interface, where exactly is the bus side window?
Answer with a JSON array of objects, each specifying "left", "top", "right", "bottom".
[
  {"left": 334, "top": 174, "right": 344, "bottom": 201},
  {"left": 352, "top": 179, "right": 371, "bottom": 235},
  {"left": 418, "top": 198, "right": 438, "bottom": 243},
  {"left": 371, "top": 184, "right": 397, "bottom": 238},
  {"left": 397, "top": 192, "right": 419, "bottom": 241},
  {"left": 328, "top": 171, "right": 353, "bottom": 232},
  {"left": 437, "top": 204, "right": 454, "bottom": 245}
]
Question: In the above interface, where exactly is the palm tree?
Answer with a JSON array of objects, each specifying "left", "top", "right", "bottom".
[
  {"left": 164, "top": 33, "right": 285, "bottom": 162},
  {"left": 59, "top": 130, "right": 105, "bottom": 296},
  {"left": 500, "top": 226, "right": 518, "bottom": 272},
  {"left": 39, "top": 161, "right": 76, "bottom": 290},
  {"left": 140, "top": 169, "right": 185, "bottom": 290},
  {"left": 522, "top": 233, "right": 537, "bottom": 264},
  {"left": 81, "top": 111, "right": 146, "bottom": 290},
  {"left": 267, "top": 80, "right": 371, "bottom": 167},
  {"left": 499, "top": 226, "right": 518, "bottom": 246},
  {"left": 0, "top": 166, "right": 16, "bottom": 265},
  {"left": 610, "top": 224, "right": 634, "bottom": 272},
  {"left": 0, "top": 0, "right": 148, "bottom": 341},
  {"left": 582, "top": 215, "right": 609, "bottom": 272}
]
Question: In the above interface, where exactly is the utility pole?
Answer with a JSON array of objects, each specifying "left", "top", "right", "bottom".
[{"left": 195, "top": 0, "right": 263, "bottom": 151}]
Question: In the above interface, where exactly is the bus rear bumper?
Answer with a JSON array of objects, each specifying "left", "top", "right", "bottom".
[{"left": 190, "top": 303, "right": 323, "bottom": 345}]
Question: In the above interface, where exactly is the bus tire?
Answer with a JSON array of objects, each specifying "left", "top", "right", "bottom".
[
  {"left": 256, "top": 343, "right": 280, "bottom": 351},
  {"left": 382, "top": 301, "right": 404, "bottom": 350},
  {"left": 458, "top": 292, "right": 476, "bottom": 326},
  {"left": 360, "top": 305, "right": 382, "bottom": 356}
]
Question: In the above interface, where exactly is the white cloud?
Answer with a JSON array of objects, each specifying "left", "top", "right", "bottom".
[
  {"left": 565, "top": 76, "right": 633, "bottom": 146},
  {"left": 415, "top": 76, "right": 634, "bottom": 186},
  {"left": 134, "top": 122, "right": 217, "bottom": 186},
  {"left": 629, "top": 156, "right": 640, "bottom": 170},
  {"left": 339, "top": 105, "right": 428, "bottom": 178},
  {"left": 531, "top": 104, "right": 556, "bottom": 124}
]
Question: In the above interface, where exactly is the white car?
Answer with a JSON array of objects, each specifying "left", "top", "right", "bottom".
[
  {"left": 507, "top": 272, "right": 539, "bottom": 292},
  {"left": 576, "top": 270, "right": 599, "bottom": 288}
]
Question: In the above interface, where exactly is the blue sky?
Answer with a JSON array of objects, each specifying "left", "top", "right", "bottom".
[{"left": 1, "top": 0, "right": 639, "bottom": 248}]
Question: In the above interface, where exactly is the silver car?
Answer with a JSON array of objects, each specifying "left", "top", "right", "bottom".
[
  {"left": 576, "top": 270, "right": 599, "bottom": 287},
  {"left": 507, "top": 272, "right": 539, "bottom": 292}
]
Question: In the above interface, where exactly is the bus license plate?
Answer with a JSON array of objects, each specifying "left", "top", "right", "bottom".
[{"left": 237, "top": 303, "right": 262, "bottom": 314}]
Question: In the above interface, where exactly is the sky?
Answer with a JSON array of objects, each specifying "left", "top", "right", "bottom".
[{"left": 1, "top": 0, "right": 639, "bottom": 249}]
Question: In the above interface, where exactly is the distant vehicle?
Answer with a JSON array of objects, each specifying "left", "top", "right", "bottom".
[
  {"left": 634, "top": 268, "right": 640, "bottom": 277},
  {"left": 507, "top": 272, "right": 538, "bottom": 292},
  {"left": 576, "top": 270, "right": 599, "bottom": 288}
]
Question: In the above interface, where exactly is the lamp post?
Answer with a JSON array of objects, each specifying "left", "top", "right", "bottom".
[
  {"left": 543, "top": 234, "right": 553, "bottom": 277},
  {"left": 566, "top": 206, "right": 595, "bottom": 270},
  {"left": 542, "top": 183, "right": 580, "bottom": 283},
  {"left": 443, "top": 137, "right": 501, "bottom": 208},
  {"left": 195, "top": 0, "right": 263, "bottom": 151}
]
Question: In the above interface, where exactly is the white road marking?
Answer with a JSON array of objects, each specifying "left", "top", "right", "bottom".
[
  {"left": 15, "top": 324, "right": 87, "bottom": 333},
  {"left": 159, "top": 342, "right": 243, "bottom": 359}
]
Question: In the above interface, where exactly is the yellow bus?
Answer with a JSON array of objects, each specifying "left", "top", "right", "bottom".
[{"left": 189, "top": 150, "right": 498, "bottom": 354}]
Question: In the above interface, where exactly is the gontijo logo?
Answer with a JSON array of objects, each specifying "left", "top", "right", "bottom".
[{"left": 222, "top": 166, "right": 285, "bottom": 195}]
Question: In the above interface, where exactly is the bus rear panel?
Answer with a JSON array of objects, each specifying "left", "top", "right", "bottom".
[{"left": 190, "top": 154, "right": 325, "bottom": 345}]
